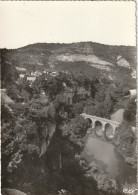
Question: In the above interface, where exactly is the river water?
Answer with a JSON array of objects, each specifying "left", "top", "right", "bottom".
[
  {"left": 81, "top": 109, "right": 136, "bottom": 185},
  {"left": 81, "top": 136, "right": 136, "bottom": 184},
  {"left": 111, "top": 108, "right": 124, "bottom": 123},
  {"left": 82, "top": 137, "right": 118, "bottom": 178}
]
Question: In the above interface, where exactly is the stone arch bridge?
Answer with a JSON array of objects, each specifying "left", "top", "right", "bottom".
[{"left": 81, "top": 113, "right": 121, "bottom": 140}]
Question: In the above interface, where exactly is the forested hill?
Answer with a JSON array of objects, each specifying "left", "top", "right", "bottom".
[
  {"left": 1, "top": 42, "right": 136, "bottom": 89},
  {"left": 19, "top": 42, "right": 136, "bottom": 66},
  {"left": 1, "top": 41, "right": 136, "bottom": 69}
]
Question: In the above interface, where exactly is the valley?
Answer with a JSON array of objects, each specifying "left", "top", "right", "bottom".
[{"left": 1, "top": 42, "right": 137, "bottom": 195}]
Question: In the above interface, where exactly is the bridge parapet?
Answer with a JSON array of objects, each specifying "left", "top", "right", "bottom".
[
  {"left": 81, "top": 113, "right": 121, "bottom": 138},
  {"left": 81, "top": 113, "right": 121, "bottom": 126}
]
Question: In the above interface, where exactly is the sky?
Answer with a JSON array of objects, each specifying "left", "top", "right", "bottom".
[{"left": 0, "top": 1, "right": 136, "bottom": 49}]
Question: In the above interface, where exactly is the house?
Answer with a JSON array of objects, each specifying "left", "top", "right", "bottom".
[
  {"left": 16, "top": 67, "right": 27, "bottom": 73},
  {"left": 16, "top": 67, "right": 27, "bottom": 78},
  {"left": 50, "top": 71, "right": 59, "bottom": 77},
  {"left": 129, "top": 89, "right": 136, "bottom": 96},
  {"left": 52, "top": 71, "right": 57, "bottom": 75},
  {"left": 31, "top": 72, "right": 36, "bottom": 76},
  {"left": 27, "top": 75, "right": 36, "bottom": 82},
  {"left": 34, "top": 70, "right": 43, "bottom": 77},
  {"left": 19, "top": 74, "right": 25, "bottom": 78}
]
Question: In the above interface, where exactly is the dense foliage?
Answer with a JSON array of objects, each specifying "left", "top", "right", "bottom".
[
  {"left": 123, "top": 96, "right": 136, "bottom": 126},
  {"left": 1, "top": 57, "right": 136, "bottom": 195},
  {"left": 113, "top": 122, "right": 136, "bottom": 168},
  {"left": 1, "top": 49, "right": 19, "bottom": 88}
]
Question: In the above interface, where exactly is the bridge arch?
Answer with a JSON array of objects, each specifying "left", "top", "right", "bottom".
[
  {"left": 86, "top": 118, "right": 93, "bottom": 127},
  {"left": 94, "top": 121, "right": 103, "bottom": 137},
  {"left": 85, "top": 117, "right": 96, "bottom": 129},
  {"left": 104, "top": 123, "right": 114, "bottom": 140},
  {"left": 81, "top": 113, "right": 121, "bottom": 141}
]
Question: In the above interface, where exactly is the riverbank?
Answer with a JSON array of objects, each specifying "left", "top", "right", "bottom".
[{"left": 80, "top": 129, "right": 137, "bottom": 194}]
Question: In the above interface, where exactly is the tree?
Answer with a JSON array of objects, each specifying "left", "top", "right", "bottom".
[
  {"left": 1, "top": 97, "right": 57, "bottom": 190},
  {"left": 113, "top": 122, "right": 136, "bottom": 168},
  {"left": 1, "top": 49, "right": 19, "bottom": 88},
  {"left": 71, "top": 101, "right": 85, "bottom": 117},
  {"left": 103, "top": 93, "right": 114, "bottom": 118},
  {"left": 123, "top": 96, "right": 136, "bottom": 126},
  {"left": 62, "top": 116, "right": 89, "bottom": 147}
]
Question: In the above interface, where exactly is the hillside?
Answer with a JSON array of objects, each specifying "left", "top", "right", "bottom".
[{"left": 1, "top": 42, "right": 136, "bottom": 88}]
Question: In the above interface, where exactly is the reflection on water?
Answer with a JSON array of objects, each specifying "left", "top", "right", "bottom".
[
  {"left": 81, "top": 136, "right": 136, "bottom": 184},
  {"left": 82, "top": 137, "right": 118, "bottom": 177},
  {"left": 95, "top": 125, "right": 103, "bottom": 137},
  {"left": 105, "top": 124, "right": 114, "bottom": 139}
]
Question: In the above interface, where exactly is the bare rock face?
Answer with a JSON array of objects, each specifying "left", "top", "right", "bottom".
[
  {"left": 1, "top": 89, "right": 14, "bottom": 105},
  {"left": 1, "top": 188, "right": 27, "bottom": 195},
  {"left": 117, "top": 56, "right": 131, "bottom": 68},
  {"left": 39, "top": 122, "right": 56, "bottom": 157}
]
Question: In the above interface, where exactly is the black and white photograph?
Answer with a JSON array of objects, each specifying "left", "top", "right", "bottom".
[{"left": 0, "top": 1, "right": 137, "bottom": 195}]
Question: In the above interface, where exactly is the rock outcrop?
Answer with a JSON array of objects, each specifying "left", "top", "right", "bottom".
[{"left": 2, "top": 188, "right": 27, "bottom": 195}]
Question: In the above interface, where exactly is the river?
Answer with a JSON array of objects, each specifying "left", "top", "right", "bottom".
[
  {"left": 82, "top": 137, "right": 118, "bottom": 178},
  {"left": 81, "top": 136, "right": 136, "bottom": 184},
  {"left": 81, "top": 109, "right": 136, "bottom": 185},
  {"left": 111, "top": 108, "right": 124, "bottom": 123}
]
